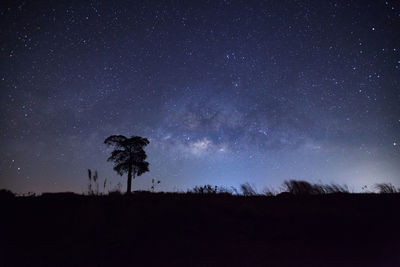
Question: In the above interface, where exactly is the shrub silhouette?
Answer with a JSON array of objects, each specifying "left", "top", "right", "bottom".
[
  {"left": 104, "top": 135, "right": 150, "bottom": 194},
  {"left": 189, "top": 185, "right": 234, "bottom": 195},
  {"left": 217, "top": 186, "right": 236, "bottom": 195},
  {"left": 282, "top": 180, "right": 349, "bottom": 195},
  {"left": 191, "top": 185, "right": 218, "bottom": 194},
  {"left": 240, "top": 182, "right": 257, "bottom": 196},
  {"left": 150, "top": 179, "right": 161, "bottom": 192},
  {"left": 320, "top": 183, "right": 349, "bottom": 194},
  {"left": 262, "top": 187, "right": 277, "bottom": 196},
  {"left": 0, "top": 189, "right": 15, "bottom": 200},
  {"left": 374, "top": 183, "right": 398, "bottom": 194},
  {"left": 87, "top": 169, "right": 100, "bottom": 195},
  {"left": 3, "top": 186, "right": 400, "bottom": 266},
  {"left": 283, "top": 180, "right": 317, "bottom": 195}
]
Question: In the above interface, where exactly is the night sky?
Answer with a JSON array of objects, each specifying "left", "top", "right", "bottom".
[{"left": 1, "top": 0, "right": 399, "bottom": 194}]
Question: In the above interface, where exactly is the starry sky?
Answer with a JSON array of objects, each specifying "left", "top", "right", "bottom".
[{"left": 1, "top": 0, "right": 399, "bottom": 194}]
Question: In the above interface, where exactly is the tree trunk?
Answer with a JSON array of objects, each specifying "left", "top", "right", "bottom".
[{"left": 127, "top": 165, "right": 132, "bottom": 194}]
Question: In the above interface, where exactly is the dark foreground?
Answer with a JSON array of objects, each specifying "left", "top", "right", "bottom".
[{"left": 1, "top": 192, "right": 399, "bottom": 267}]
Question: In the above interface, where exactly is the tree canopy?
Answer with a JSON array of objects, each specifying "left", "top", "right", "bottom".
[{"left": 104, "top": 135, "right": 150, "bottom": 193}]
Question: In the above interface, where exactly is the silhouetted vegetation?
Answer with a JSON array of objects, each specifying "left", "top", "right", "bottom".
[
  {"left": 319, "top": 183, "right": 349, "bottom": 194},
  {"left": 1, "top": 188, "right": 399, "bottom": 266},
  {"left": 104, "top": 135, "right": 150, "bottom": 194},
  {"left": 189, "top": 184, "right": 232, "bottom": 194},
  {"left": 0, "top": 189, "right": 14, "bottom": 200},
  {"left": 87, "top": 169, "right": 110, "bottom": 195},
  {"left": 282, "top": 180, "right": 349, "bottom": 195},
  {"left": 183, "top": 180, "right": 400, "bottom": 197},
  {"left": 375, "top": 183, "right": 399, "bottom": 194},
  {"left": 282, "top": 180, "right": 318, "bottom": 195},
  {"left": 87, "top": 169, "right": 99, "bottom": 195},
  {"left": 262, "top": 186, "right": 277, "bottom": 196},
  {"left": 240, "top": 182, "right": 258, "bottom": 196},
  {"left": 150, "top": 179, "right": 161, "bottom": 192},
  {"left": 1, "top": 179, "right": 399, "bottom": 266}
]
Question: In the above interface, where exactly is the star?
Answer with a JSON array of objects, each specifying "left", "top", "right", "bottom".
[{"left": 0, "top": 0, "right": 398, "bottom": 194}]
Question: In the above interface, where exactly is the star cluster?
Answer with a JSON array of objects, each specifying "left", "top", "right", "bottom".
[{"left": 1, "top": 0, "right": 399, "bottom": 193}]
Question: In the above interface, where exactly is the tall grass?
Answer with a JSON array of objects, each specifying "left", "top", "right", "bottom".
[
  {"left": 189, "top": 185, "right": 235, "bottom": 195},
  {"left": 262, "top": 187, "right": 277, "bottom": 196},
  {"left": 240, "top": 183, "right": 258, "bottom": 196},
  {"left": 189, "top": 185, "right": 245, "bottom": 195},
  {"left": 320, "top": 183, "right": 349, "bottom": 194},
  {"left": 190, "top": 184, "right": 219, "bottom": 194},
  {"left": 0, "top": 189, "right": 15, "bottom": 199},
  {"left": 374, "top": 183, "right": 398, "bottom": 194},
  {"left": 282, "top": 180, "right": 349, "bottom": 195}
]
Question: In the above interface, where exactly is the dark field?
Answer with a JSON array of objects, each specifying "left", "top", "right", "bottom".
[{"left": 1, "top": 193, "right": 399, "bottom": 267}]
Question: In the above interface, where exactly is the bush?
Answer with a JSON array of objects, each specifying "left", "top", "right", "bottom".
[
  {"left": 262, "top": 187, "right": 277, "bottom": 196},
  {"left": 374, "top": 183, "right": 398, "bottom": 194},
  {"left": 189, "top": 185, "right": 234, "bottom": 195},
  {"left": 282, "top": 180, "right": 317, "bottom": 195},
  {"left": 190, "top": 185, "right": 218, "bottom": 194},
  {"left": 320, "top": 183, "right": 349, "bottom": 194},
  {"left": 0, "top": 189, "right": 15, "bottom": 199},
  {"left": 282, "top": 180, "right": 349, "bottom": 195},
  {"left": 240, "top": 183, "right": 257, "bottom": 196}
]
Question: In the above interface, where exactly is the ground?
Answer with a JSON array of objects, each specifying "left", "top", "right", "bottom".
[{"left": 1, "top": 192, "right": 399, "bottom": 266}]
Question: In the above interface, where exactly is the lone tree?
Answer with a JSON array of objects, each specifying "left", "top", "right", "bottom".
[{"left": 104, "top": 135, "right": 150, "bottom": 194}]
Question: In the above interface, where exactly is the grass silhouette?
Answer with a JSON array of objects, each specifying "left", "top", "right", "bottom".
[
  {"left": 374, "top": 183, "right": 398, "bottom": 194},
  {"left": 282, "top": 180, "right": 349, "bottom": 195},
  {"left": 0, "top": 181, "right": 399, "bottom": 266}
]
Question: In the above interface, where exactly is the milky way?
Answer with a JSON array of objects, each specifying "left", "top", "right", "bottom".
[{"left": 1, "top": 0, "right": 399, "bottom": 193}]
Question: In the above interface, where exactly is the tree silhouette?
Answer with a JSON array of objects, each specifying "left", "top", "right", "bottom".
[{"left": 104, "top": 135, "right": 150, "bottom": 194}]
